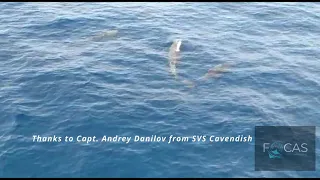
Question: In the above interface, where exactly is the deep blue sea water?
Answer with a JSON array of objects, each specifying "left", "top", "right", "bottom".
[{"left": 1, "top": 2, "right": 320, "bottom": 178}]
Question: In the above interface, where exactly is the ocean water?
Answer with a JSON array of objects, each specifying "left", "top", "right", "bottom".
[{"left": 0, "top": 2, "right": 320, "bottom": 178}]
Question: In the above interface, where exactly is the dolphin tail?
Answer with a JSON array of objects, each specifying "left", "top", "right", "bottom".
[
  {"left": 212, "top": 73, "right": 222, "bottom": 78},
  {"left": 181, "top": 79, "right": 196, "bottom": 88},
  {"left": 197, "top": 75, "right": 208, "bottom": 81}
]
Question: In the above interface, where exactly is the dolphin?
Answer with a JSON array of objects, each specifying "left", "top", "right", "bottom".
[
  {"left": 199, "top": 63, "right": 231, "bottom": 80},
  {"left": 168, "top": 39, "right": 182, "bottom": 78},
  {"left": 90, "top": 30, "right": 118, "bottom": 41},
  {"left": 181, "top": 79, "right": 196, "bottom": 88}
]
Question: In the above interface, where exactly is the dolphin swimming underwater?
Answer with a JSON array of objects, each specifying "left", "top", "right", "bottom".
[
  {"left": 199, "top": 63, "right": 231, "bottom": 80},
  {"left": 168, "top": 39, "right": 182, "bottom": 78},
  {"left": 89, "top": 30, "right": 119, "bottom": 41},
  {"left": 167, "top": 39, "right": 197, "bottom": 88},
  {"left": 181, "top": 79, "right": 196, "bottom": 88}
]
